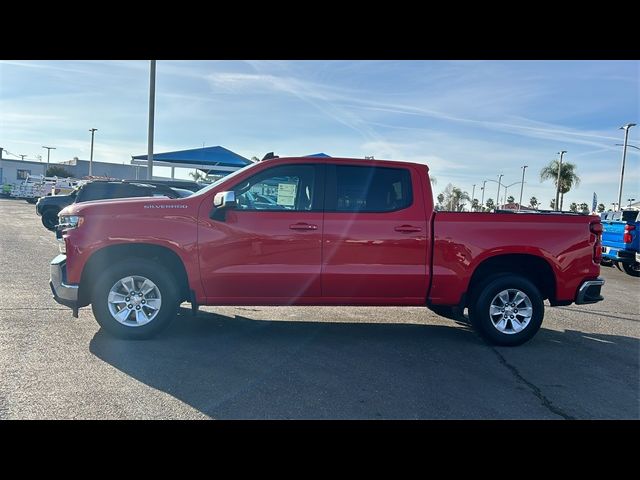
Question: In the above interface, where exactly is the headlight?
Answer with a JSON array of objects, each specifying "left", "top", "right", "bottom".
[{"left": 58, "top": 214, "right": 84, "bottom": 230}]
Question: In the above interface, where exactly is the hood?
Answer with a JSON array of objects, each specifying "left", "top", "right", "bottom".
[{"left": 59, "top": 195, "right": 193, "bottom": 217}]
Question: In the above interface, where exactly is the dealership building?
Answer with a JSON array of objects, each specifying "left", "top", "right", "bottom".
[{"left": 0, "top": 157, "right": 148, "bottom": 185}]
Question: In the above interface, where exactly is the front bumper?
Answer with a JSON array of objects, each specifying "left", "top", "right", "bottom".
[
  {"left": 575, "top": 277, "right": 605, "bottom": 305},
  {"left": 50, "top": 254, "right": 79, "bottom": 316}
]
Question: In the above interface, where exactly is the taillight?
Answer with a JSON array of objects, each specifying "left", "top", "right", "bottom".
[
  {"left": 623, "top": 224, "right": 635, "bottom": 243},
  {"left": 591, "top": 221, "right": 603, "bottom": 263}
]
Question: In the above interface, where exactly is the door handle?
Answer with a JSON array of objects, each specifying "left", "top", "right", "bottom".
[
  {"left": 289, "top": 223, "right": 318, "bottom": 231},
  {"left": 394, "top": 225, "right": 422, "bottom": 233}
]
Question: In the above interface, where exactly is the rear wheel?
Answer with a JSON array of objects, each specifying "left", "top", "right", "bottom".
[
  {"left": 91, "top": 259, "right": 179, "bottom": 339},
  {"left": 469, "top": 274, "right": 544, "bottom": 346},
  {"left": 622, "top": 261, "right": 640, "bottom": 277}
]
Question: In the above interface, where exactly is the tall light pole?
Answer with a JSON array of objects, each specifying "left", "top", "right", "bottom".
[
  {"left": 471, "top": 184, "right": 476, "bottom": 211},
  {"left": 42, "top": 146, "right": 56, "bottom": 176},
  {"left": 147, "top": 60, "right": 156, "bottom": 180},
  {"left": 616, "top": 123, "right": 636, "bottom": 212},
  {"left": 89, "top": 128, "right": 98, "bottom": 176},
  {"left": 518, "top": 165, "right": 528, "bottom": 211},
  {"left": 496, "top": 174, "right": 503, "bottom": 208},
  {"left": 480, "top": 180, "right": 487, "bottom": 211},
  {"left": 555, "top": 151, "right": 567, "bottom": 211}
]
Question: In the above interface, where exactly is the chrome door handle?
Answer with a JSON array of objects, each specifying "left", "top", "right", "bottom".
[
  {"left": 394, "top": 225, "right": 422, "bottom": 233},
  {"left": 289, "top": 223, "right": 318, "bottom": 230}
]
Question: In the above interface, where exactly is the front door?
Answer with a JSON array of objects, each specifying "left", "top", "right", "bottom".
[{"left": 198, "top": 163, "right": 324, "bottom": 302}]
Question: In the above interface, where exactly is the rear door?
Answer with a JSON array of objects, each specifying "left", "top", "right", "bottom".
[{"left": 321, "top": 163, "right": 429, "bottom": 303}]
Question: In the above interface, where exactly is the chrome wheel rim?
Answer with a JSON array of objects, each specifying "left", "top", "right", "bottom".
[
  {"left": 489, "top": 288, "right": 533, "bottom": 335},
  {"left": 107, "top": 275, "right": 162, "bottom": 327}
]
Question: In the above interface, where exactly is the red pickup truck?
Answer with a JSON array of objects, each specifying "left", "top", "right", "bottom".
[{"left": 50, "top": 156, "right": 605, "bottom": 345}]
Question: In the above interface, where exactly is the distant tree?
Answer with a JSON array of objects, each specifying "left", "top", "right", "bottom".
[
  {"left": 430, "top": 176, "right": 437, "bottom": 186},
  {"left": 189, "top": 170, "right": 207, "bottom": 182},
  {"left": 436, "top": 193, "right": 445, "bottom": 209},
  {"left": 45, "top": 165, "right": 73, "bottom": 177},
  {"left": 251, "top": 156, "right": 260, "bottom": 163},
  {"left": 550, "top": 199, "right": 556, "bottom": 210},
  {"left": 597, "top": 203, "right": 605, "bottom": 213},
  {"left": 569, "top": 202, "right": 578, "bottom": 212},
  {"left": 485, "top": 198, "right": 495, "bottom": 211},
  {"left": 529, "top": 196, "right": 539, "bottom": 209},
  {"left": 442, "top": 183, "right": 470, "bottom": 211},
  {"left": 579, "top": 202, "right": 589, "bottom": 213},
  {"left": 507, "top": 195, "right": 515, "bottom": 204},
  {"left": 471, "top": 198, "right": 479, "bottom": 211},
  {"left": 540, "top": 160, "right": 581, "bottom": 211}
]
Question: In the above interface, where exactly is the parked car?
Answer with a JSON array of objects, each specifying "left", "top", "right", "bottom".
[
  {"left": 601, "top": 209, "right": 640, "bottom": 277},
  {"left": 36, "top": 180, "right": 190, "bottom": 231},
  {"left": 51, "top": 156, "right": 604, "bottom": 345}
]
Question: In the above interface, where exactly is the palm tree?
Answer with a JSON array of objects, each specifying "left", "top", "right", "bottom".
[
  {"left": 597, "top": 203, "right": 605, "bottom": 213},
  {"left": 442, "top": 183, "right": 470, "bottom": 211},
  {"left": 189, "top": 170, "right": 207, "bottom": 182},
  {"left": 569, "top": 202, "right": 578, "bottom": 212},
  {"left": 485, "top": 198, "right": 495, "bottom": 211},
  {"left": 436, "top": 193, "right": 445, "bottom": 210},
  {"left": 507, "top": 195, "right": 515, "bottom": 204},
  {"left": 540, "top": 160, "right": 581, "bottom": 211},
  {"left": 529, "top": 196, "right": 539, "bottom": 209}
]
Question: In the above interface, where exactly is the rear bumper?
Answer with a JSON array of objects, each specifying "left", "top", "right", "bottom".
[
  {"left": 575, "top": 277, "right": 605, "bottom": 305},
  {"left": 50, "top": 254, "right": 79, "bottom": 315}
]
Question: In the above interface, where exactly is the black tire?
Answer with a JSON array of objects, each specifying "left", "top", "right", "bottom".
[
  {"left": 621, "top": 261, "right": 640, "bottom": 277},
  {"left": 41, "top": 208, "right": 60, "bottom": 231},
  {"left": 91, "top": 258, "right": 180, "bottom": 339},
  {"left": 468, "top": 274, "right": 544, "bottom": 346}
]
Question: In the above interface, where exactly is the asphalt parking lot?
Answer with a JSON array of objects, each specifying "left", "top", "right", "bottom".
[{"left": 0, "top": 197, "right": 638, "bottom": 419}]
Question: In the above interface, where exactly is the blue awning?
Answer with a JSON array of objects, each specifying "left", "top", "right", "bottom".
[{"left": 131, "top": 146, "right": 252, "bottom": 170}]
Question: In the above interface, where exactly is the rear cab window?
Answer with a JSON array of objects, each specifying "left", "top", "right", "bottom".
[{"left": 325, "top": 164, "right": 413, "bottom": 212}]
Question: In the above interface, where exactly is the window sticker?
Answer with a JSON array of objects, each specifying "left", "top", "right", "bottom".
[{"left": 277, "top": 183, "right": 297, "bottom": 206}]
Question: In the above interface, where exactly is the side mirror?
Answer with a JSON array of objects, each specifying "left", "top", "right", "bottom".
[
  {"left": 213, "top": 191, "right": 237, "bottom": 209},
  {"left": 210, "top": 191, "right": 236, "bottom": 221}
]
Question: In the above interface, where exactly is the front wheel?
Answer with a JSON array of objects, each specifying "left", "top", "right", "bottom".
[
  {"left": 91, "top": 259, "right": 180, "bottom": 339},
  {"left": 622, "top": 261, "right": 640, "bottom": 277},
  {"left": 468, "top": 274, "right": 544, "bottom": 346}
]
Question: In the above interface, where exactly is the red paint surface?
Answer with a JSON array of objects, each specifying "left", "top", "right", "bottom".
[{"left": 59, "top": 156, "right": 600, "bottom": 307}]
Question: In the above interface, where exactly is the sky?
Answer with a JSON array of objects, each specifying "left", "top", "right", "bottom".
[{"left": 1, "top": 60, "right": 638, "bottom": 209}]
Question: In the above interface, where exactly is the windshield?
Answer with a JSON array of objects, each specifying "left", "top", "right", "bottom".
[{"left": 191, "top": 162, "right": 260, "bottom": 197}]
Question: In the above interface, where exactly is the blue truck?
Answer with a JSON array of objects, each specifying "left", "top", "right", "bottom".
[{"left": 600, "top": 209, "right": 640, "bottom": 277}]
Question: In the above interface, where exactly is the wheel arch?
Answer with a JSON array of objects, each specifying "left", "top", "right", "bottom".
[
  {"left": 466, "top": 253, "right": 556, "bottom": 307},
  {"left": 78, "top": 243, "right": 190, "bottom": 307}
]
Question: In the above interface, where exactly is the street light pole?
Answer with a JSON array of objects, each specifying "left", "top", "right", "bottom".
[
  {"left": 518, "top": 165, "right": 528, "bottom": 211},
  {"left": 480, "top": 180, "right": 487, "bottom": 211},
  {"left": 555, "top": 151, "right": 566, "bottom": 211},
  {"left": 471, "top": 184, "right": 476, "bottom": 211},
  {"left": 496, "top": 174, "right": 503, "bottom": 208},
  {"left": 89, "top": 128, "right": 98, "bottom": 176},
  {"left": 616, "top": 123, "right": 636, "bottom": 212},
  {"left": 147, "top": 60, "right": 156, "bottom": 180},
  {"left": 42, "top": 146, "right": 56, "bottom": 176}
]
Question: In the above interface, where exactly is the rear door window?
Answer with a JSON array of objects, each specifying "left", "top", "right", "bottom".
[{"left": 325, "top": 165, "right": 412, "bottom": 212}]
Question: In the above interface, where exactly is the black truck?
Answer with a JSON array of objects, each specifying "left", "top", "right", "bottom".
[{"left": 36, "top": 179, "right": 203, "bottom": 230}]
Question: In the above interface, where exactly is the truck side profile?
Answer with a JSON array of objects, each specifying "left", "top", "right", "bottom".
[{"left": 50, "top": 157, "right": 605, "bottom": 346}]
